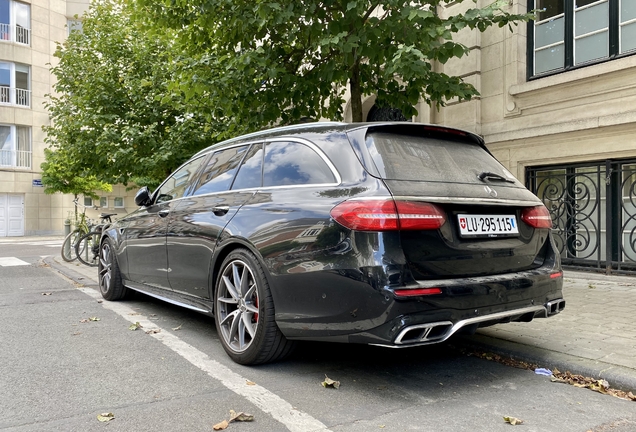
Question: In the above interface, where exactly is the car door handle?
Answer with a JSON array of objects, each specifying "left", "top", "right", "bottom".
[
  {"left": 158, "top": 209, "right": 170, "bottom": 218},
  {"left": 212, "top": 205, "right": 230, "bottom": 216}
]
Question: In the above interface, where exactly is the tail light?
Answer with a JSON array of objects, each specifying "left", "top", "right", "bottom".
[
  {"left": 330, "top": 199, "right": 446, "bottom": 231},
  {"left": 521, "top": 205, "right": 552, "bottom": 229}
]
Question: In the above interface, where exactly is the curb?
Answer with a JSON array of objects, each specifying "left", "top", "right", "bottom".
[
  {"left": 455, "top": 333, "right": 636, "bottom": 393},
  {"left": 44, "top": 256, "right": 99, "bottom": 288}
]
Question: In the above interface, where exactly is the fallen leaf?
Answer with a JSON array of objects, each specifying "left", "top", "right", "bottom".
[
  {"left": 551, "top": 371, "right": 635, "bottom": 401},
  {"left": 97, "top": 412, "right": 115, "bottom": 422},
  {"left": 212, "top": 420, "right": 229, "bottom": 430},
  {"left": 129, "top": 322, "right": 142, "bottom": 331},
  {"left": 379, "top": 426, "right": 386, "bottom": 429},
  {"left": 79, "top": 319, "right": 89, "bottom": 323},
  {"left": 89, "top": 317, "right": 100, "bottom": 321},
  {"left": 229, "top": 410, "right": 254, "bottom": 422},
  {"left": 41, "top": 292, "right": 52, "bottom": 296},
  {"left": 145, "top": 329, "right": 161, "bottom": 334},
  {"left": 322, "top": 375, "right": 340, "bottom": 389},
  {"left": 172, "top": 324, "right": 182, "bottom": 331},
  {"left": 503, "top": 416, "right": 524, "bottom": 425},
  {"left": 246, "top": 381, "right": 256, "bottom": 386}
]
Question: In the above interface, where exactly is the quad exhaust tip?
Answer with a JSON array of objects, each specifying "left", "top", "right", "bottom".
[
  {"left": 545, "top": 299, "right": 566, "bottom": 316},
  {"left": 379, "top": 300, "right": 566, "bottom": 347}
]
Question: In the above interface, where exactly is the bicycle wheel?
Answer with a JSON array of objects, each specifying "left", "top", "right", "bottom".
[
  {"left": 61, "top": 230, "right": 82, "bottom": 262},
  {"left": 75, "top": 231, "right": 100, "bottom": 267}
]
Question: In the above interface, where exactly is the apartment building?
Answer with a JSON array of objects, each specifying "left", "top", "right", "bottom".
[{"left": 0, "top": 0, "right": 136, "bottom": 237}]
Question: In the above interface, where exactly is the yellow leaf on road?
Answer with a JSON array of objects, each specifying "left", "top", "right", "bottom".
[{"left": 97, "top": 412, "right": 114, "bottom": 422}]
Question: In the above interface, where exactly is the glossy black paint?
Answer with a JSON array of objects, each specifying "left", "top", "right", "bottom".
[{"left": 102, "top": 122, "right": 563, "bottom": 347}]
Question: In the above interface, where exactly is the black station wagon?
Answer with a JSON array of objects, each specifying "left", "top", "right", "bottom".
[{"left": 98, "top": 122, "right": 565, "bottom": 365}]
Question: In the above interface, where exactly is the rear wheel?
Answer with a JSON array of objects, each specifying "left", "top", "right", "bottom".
[
  {"left": 75, "top": 231, "right": 100, "bottom": 267},
  {"left": 214, "top": 249, "right": 295, "bottom": 365},
  {"left": 98, "top": 238, "right": 128, "bottom": 300}
]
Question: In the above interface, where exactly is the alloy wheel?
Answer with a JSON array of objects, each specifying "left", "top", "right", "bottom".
[
  {"left": 99, "top": 241, "right": 112, "bottom": 293},
  {"left": 216, "top": 259, "right": 259, "bottom": 353}
]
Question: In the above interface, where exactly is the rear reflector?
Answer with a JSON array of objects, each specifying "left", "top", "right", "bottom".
[
  {"left": 550, "top": 271, "right": 563, "bottom": 279},
  {"left": 521, "top": 205, "right": 552, "bottom": 229},
  {"left": 394, "top": 288, "right": 443, "bottom": 297},
  {"left": 330, "top": 199, "right": 446, "bottom": 231}
]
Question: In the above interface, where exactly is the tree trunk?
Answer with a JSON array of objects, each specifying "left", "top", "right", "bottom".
[{"left": 349, "top": 61, "right": 363, "bottom": 122}]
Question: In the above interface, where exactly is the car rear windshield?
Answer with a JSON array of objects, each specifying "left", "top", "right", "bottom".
[{"left": 365, "top": 132, "right": 516, "bottom": 183}]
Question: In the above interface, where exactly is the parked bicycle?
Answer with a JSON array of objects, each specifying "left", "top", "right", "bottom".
[
  {"left": 60, "top": 198, "right": 96, "bottom": 262},
  {"left": 74, "top": 212, "right": 117, "bottom": 267}
]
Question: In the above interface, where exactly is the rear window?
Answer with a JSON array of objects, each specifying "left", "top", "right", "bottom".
[{"left": 366, "top": 132, "right": 516, "bottom": 183}]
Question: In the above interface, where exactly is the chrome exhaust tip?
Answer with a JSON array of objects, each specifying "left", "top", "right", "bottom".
[{"left": 545, "top": 299, "right": 566, "bottom": 316}]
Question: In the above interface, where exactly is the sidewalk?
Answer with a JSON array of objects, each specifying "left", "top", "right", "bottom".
[{"left": 44, "top": 249, "right": 636, "bottom": 392}]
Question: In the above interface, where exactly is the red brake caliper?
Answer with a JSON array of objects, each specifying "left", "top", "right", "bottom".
[{"left": 253, "top": 295, "right": 259, "bottom": 322}]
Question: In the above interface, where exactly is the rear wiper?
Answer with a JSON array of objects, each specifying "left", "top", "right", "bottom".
[{"left": 478, "top": 171, "right": 515, "bottom": 183}]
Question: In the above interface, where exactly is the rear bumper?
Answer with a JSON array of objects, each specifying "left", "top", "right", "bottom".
[{"left": 370, "top": 299, "right": 565, "bottom": 348}]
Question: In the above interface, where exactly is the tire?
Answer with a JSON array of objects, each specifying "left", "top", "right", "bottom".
[
  {"left": 214, "top": 249, "right": 295, "bottom": 365},
  {"left": 61, "top": 230, "right": 82, "bottom": 262},
  {"left": 98, "top": 237, "right": 128, "bottom": 300},
  {"left": 75, "top": 231, "right": 100, "bottom": 267}
]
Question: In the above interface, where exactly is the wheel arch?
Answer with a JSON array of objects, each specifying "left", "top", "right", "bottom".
[{"left": 209, "top": 237, "right": 274, "bottom": 307}]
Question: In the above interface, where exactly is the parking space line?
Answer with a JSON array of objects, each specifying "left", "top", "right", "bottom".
[
  {"left": 0, "top": 257, "right": 30, "bottom": 266},
  {"left": 77, "top": 287, "right": 331, "bottom": 432}
]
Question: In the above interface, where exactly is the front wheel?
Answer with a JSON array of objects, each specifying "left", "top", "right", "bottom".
[
  {"left": 75, "top": 231, "right": 100, "bottom": 267},
  {"left": 61, "top": 230, "right": 82, "bottom": 262},
  {"left": 214, "top": 249, "right": 295, "bottom": 365},
  {"left": 98, "top": 238, "right": 128, "bottom": 300}
]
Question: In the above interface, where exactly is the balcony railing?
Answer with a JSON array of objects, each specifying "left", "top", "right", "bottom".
[
  {"left": 0, "top": 86, "right": 31, "bottom": 107},
  {"left": 0, "top": 149, "right": 31, "bottom": 168},
  {"left": 0, "top": 23, "right": 30, "bottom": 45}
]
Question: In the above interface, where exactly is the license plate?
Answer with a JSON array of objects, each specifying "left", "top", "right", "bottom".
[{"left": 457, "top": 214, "right": 519, "bottom": 237}]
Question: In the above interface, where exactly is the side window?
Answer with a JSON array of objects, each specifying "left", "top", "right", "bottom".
[
  {"left": 155, "top": 155, "right": 206, "bottom": 204},
  {"left": 263, "top": 141, "right": 336, "bottom": 187},
  {"left": 232, "top": 143, "right": 263, "bottom": 190},
  {"left": 192, "top": 145, "right": 248, "bottom": 196}
]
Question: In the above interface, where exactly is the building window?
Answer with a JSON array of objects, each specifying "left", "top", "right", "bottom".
[
  {"left": 114, "top": 197, "right": 124, "bottom": 208},
  {"left": 530, "top": 0, "right": 636, "bottom": 77},
  {"left": 0, "top": 0, "right": 30, "bottom": 45},
  {"left": 99, "top": 197, "right": 108, "bottom": 208},
  {"left": 83, "top": 196, "right": 93, "bottom": 207},
  {"left": 0, "top": 62, "right": 29, "bottom": 107},
  {"left": 0, "top": 125, "right": 30, "bottom": 168},
  {"left": 67, "top": 19, "right": 83, "bottom": 35}
]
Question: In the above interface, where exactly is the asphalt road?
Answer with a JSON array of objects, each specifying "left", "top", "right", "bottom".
[{"left": 1, "top": 241, "right": 635, "bottom": 432}]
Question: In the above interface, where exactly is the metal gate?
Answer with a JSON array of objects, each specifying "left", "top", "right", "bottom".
[{"left": 526, "top": 160, "right": 636, "bottom": 273}]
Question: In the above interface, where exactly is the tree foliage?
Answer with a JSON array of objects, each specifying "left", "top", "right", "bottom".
[
  {"left": 40, "top": 148, "right": 112, "bottom": 199},
  {"left": 44, "top": 0, "right": 212, "bottom": 190},
  {"left": 134, "top": 0, "right": 533, "bottom": 124}
]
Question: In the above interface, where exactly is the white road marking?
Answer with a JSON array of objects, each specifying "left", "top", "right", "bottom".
[
  {"left": 77, "top": 287, "right": 331, "bottom": 432},
  {"left": 5, "top": 241, "right": 63, "bottom": 247},
  {"left": 0, "top": 257, "right": 30, "bottom": 266}
]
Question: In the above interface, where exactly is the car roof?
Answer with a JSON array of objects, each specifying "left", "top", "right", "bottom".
[{"left": 192, "top": 122, "right": 484, "bottom": 158}]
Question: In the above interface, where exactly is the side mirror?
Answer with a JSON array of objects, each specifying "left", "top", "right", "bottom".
[{"left": 134, "top": 186, "right": 152, "bottom": 207}]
